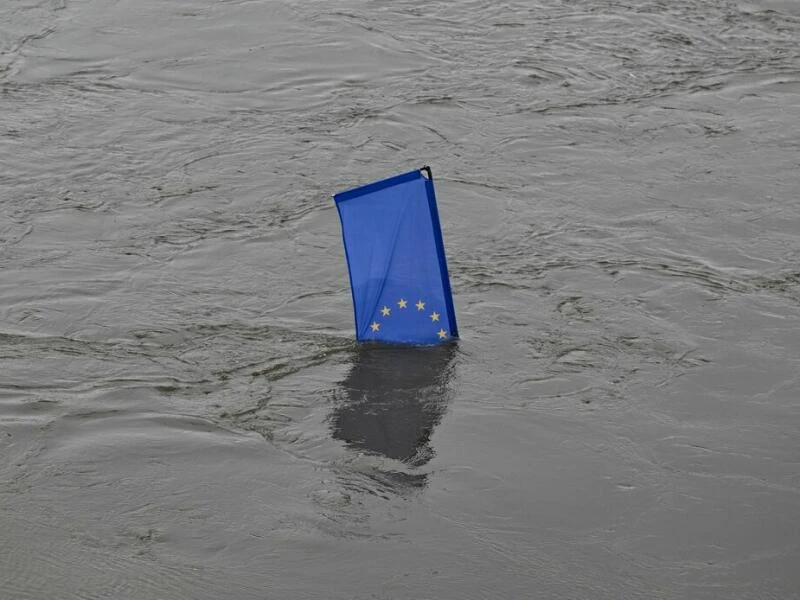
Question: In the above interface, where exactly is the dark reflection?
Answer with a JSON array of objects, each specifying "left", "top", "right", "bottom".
[{"left": 331, "top": 343, "right": 457, "bottom": 467}]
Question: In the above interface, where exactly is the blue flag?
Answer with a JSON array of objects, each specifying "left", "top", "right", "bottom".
[{"left": 334, "top": 167, "right": 458, "bottom": 345}]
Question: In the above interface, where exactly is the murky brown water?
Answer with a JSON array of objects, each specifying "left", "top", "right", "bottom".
[{"left": 2, "top": 1, "right": 799, "bottom": 598}]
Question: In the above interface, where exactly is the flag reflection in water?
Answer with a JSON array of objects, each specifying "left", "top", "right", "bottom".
[{"left": 331, "top": 343, "right": 457, "bottom": 469}]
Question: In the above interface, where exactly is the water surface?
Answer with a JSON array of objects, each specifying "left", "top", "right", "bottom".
[{"left": 2, "top": 1, "right": 799, "bottom": 598}]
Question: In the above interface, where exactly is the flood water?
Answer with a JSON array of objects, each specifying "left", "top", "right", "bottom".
[{"left": 2, "top": 1, "right": 799, "bottom": 598}]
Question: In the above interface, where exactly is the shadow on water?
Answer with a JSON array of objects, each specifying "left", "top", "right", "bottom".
[{"left": 331, "top": 343, "right": 457, "bottom": 470}]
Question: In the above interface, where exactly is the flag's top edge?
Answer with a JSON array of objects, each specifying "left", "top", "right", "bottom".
[{"left": 333, "top": 168, "right": 425, "bottom": 204}]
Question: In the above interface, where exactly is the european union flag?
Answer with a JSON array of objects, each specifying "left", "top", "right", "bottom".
[{"left": 334, "top": 167, "right": 458, "bottom": 345}]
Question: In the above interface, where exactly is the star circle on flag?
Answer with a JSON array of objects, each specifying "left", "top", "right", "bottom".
[
  {"left": 370, "top": 321, "right": 380, "bottom": 332},
  {"left": 416, "top": 300, "right": 425, "bottom": 311},
  {"left": 398, "top": 298, "right": 408, "bottom": 309},
  {"left": 381, "top": 306, "right": 391, "bottom": 317}
]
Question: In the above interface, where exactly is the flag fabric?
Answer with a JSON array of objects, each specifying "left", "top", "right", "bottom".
[{"left": 333, "top": 167, "right": 458, "bottom": 345}]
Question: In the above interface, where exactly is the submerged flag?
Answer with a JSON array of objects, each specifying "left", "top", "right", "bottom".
[{"left": 334, "top": 167, "right": 458, "bottom": 345}]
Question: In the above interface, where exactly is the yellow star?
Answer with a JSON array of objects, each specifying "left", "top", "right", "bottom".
[
  {"left": 381, "top": 306, "right": 391, "bottom": 317},
  {"left": 398, "top": 298, "right": 407, "bottom": 309},
  {"left": 370, "top": 321, "right": 380, "bottom": 332},
  {"left": 416, "top": 300, "right": 425, "bottom": 311},
  {"left": 430, "top": 311, "right": 440, "bottom": 322},
  {"left": 437, "top": 328, "right": 447, "bottom": 339}
]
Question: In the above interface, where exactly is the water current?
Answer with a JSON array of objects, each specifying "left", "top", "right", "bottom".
[{"left": 2, "top": 1, "right": 799, "bottom": 598}]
